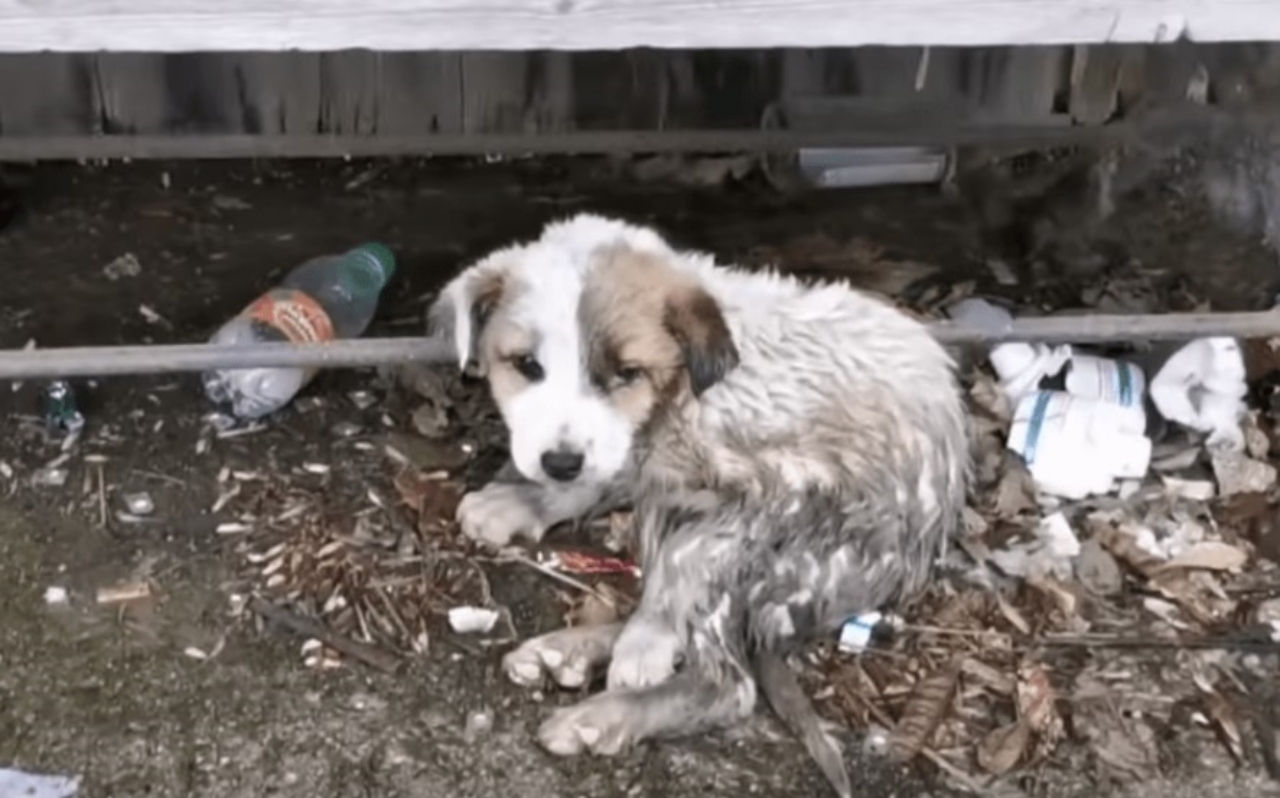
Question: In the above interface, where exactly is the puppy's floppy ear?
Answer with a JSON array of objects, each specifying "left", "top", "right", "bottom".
[
  {"left": 664, "top": 285, "right": 739, "bottom": 397},
  {"left": 426, "top": 263, "right": 507, "bottom": 376}
]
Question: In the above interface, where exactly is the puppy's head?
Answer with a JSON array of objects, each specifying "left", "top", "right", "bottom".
[{"left": 428, "top": 214, "right": 738, "bottom": 487}]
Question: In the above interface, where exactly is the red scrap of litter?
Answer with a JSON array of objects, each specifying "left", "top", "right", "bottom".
[{"left": 554, "top": 549, "right": 639, "bottom": 576}]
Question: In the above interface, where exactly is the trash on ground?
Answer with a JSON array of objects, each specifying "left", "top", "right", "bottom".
[
  {"left": 837, "top": 611, "right": 884, "bottom": 654},
  {"left": 542, "top": 549, "right": 640, "bottom": 577},
  {"left": 101, "top": 252, "right": 141, "bottom": 280},
  {"left": 202, "top": 243, "right": 397, "bottom": 420},
  {"left": 447, "top": 606, "right": 500, "bottom": 634},
  {"left": 1006, "top": 390, "right": 1151, "bottom": 499},
  {"left": 1210, "top": 446, "right": 1277, "bottom": 497},
  {"left": 43, "top": 586, "right": 69, "bottom": 605},
  {"left": 41, "top": 381, "right": 85, "bottom": 434},
  {"left": 948, "top": 298, "right": 1146, "bottom": 407},
  {"left": 1149, "top": 337, "right": 1249, "bottom": 451},
  {"left": 95, "top": 581, "right": 152, "bottom": 605},
  {"left": 989, "top": 512, "right": 1081, "bottom": 581},
  {"left": 0, "top": 767, "right": 80, "bottom": 798},
  {"left": 122, "top": 491, "right": 155, "bottom": 516},
  {"left": 463, "top": 708, "right": 495, "bottom": 742}
]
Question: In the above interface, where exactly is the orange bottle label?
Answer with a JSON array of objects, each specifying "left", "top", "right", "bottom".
[{"left": 244, "top": 290, "right": 336, "bottom": 345}]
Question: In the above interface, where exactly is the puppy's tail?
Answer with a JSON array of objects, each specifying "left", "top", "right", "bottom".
[{"left": 753, "top": 649, "right": 852, "bottom": 798}]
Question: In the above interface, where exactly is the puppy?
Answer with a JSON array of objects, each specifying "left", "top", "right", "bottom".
[{"left": 428, "top": 214, "right": 970, "bottom": 796}]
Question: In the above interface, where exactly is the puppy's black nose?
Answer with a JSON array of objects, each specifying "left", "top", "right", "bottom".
[{"left": 541, "top": 450, "right": 584, "bottom": 482}]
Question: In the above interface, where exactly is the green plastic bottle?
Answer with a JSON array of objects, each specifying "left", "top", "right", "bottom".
[{"left": 202, "top": 243, "right": 397, "bottom": 419}]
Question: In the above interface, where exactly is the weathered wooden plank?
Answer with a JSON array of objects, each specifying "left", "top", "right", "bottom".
[
  {"left": 318, "top": 52, "right": 381, "bottom": 135},
  {"left": 0, "top": 1, "right": 1269, "bottom": 53},
  {"left": 973, "top": 46, "right": 1069, "bottom": 121},
  {"left": 376, "top": 52, "right": 463, "bottom": 135},
  {"left": 460, "top": 52, "right": 530, "bottom": 134},
  {"left": 1068, "top": 44, "right": 1132, "bottom": 125},
  {"left": 0, "top": 53, "right": 93, "bottom": 135},
  {"left": 90, "top": 53, "right": 169, "bottom": 134},
  {"left": 224, "top": 52, "right": 323, "bottom": 135}
]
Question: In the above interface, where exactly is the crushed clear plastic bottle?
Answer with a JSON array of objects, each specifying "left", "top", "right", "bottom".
[{"left": 202, "top": 243, "right": 396, "bottom": 420}]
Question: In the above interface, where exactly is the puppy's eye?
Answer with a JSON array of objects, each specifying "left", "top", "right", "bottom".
[
  {"left": 604, "top": 366, "right": 644, "bottom": 392},
  {"left": 616, "top": 366, "right": 643, "bottom": 385},
  {"left": 512, "top": 354, "right": 545, "bottom": 382}
]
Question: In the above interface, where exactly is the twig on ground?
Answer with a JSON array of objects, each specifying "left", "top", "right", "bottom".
[{"left": 248, "top": 594, "right": 402, "bottom": 674}]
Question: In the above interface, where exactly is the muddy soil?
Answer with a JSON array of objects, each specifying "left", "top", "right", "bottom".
[{"left": 0, "top": 156, "right": 1276, "bottom": 798}]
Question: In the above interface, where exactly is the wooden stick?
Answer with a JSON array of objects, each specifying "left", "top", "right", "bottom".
[{"left": 248, "top": 595, "right": 403, "bottom": 674}]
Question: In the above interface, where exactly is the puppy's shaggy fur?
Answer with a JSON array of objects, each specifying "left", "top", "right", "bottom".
[{"left": 428, "top": 214, "right": 970, "bottom": 796}]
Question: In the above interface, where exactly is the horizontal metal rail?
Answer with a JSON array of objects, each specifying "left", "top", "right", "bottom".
[{"left": 0, "top": 311, "right": 1276, "bottom": 381}]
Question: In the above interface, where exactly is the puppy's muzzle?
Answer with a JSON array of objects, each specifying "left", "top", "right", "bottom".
[{"left": 541, "top": 449, "right": 585, "bottom": 482}]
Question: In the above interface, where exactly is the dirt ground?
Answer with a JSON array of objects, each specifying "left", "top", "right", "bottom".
[{"left": 1, "top": 154, "right": 1279, "bottom": 798}]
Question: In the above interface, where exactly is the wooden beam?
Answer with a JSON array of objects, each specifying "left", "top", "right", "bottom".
[
  {"left": 0, "top": 124, "right": 1129, "bottom": 162},
  {"left": 0, "top": 1, "right": 1272, "bottom": 53}
]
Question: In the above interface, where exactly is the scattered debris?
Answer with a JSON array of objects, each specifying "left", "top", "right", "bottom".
[
  {"left": 447, "top": 606, "right": 500, "bottom": 635},
  {"left": 138, "top": 304, "right": 166, "bottom": 325},
  {"left": 43, "top": 586, "right": 69, "bottom": 606},
  {"left": 1211, "top": 446, "right": 1277, "bottom": 497},
  {"left": 543, "top": 549, "right": 640, "bottom": 577},
  {"left": 249, "top": 595, "right": 401, "bottom": 674},
  {"left": 889, "top": 664, "right": 960, "bottom": 763},
  {"left": 101, "top": 252, "right": 142, "bottom": 280},
  {"left": 0, "top": 767, "right": 80, "bottom": 798},
  {"left": 95, "top": 581, "right": 151, "bottom": 605},
  {"left": 838, "top": 611, "right": 884, "bottom": 654},
  {"left": 122, "top": 491, "right": 155, "bottom": 516},
  {"left": 463, "top": 708, "right": 495, "bottom": 743},
  {"left": 211, "top": 194, "right": 252, "bottom": 211},
  {"left": 41, "top": 381, "right": 85, "bottom": 434}
]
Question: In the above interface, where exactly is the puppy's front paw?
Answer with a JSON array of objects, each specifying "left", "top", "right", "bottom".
[
  {"left": 502, "top": 624, "right": 621, "bottom": 689},
  {"left": 539, "top": 692, "right": 637, "bottom": 757},
  {"left": 607, "top": 618, "right": 681, "bottom": 690},
  {"left": 457, "top": 483, "right": 544, "bottom": 548}
]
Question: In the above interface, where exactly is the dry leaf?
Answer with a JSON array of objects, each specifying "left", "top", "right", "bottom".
[
  {"left": 1016, "top": 663, "right": 1064, "bottom": 759},
  {"left": 1073, "top": 677, "right": 1160, "bottom": 783},
  {"left": 1026, "top": 572, "right": 1077, "bottom": 617},
  {"left": 890, "top": 664, "right": 960, "bottom": 762},
  {"left": 992, "top": 460, "right": 1038, "bottom": 519},
  {"left": 1156, "top": 541, "right": 1248, "bottom": 573},
  {"left": 961, "top": 658, "right": 1016, "bottom": 697},
  {"left": 1091, "top": 518, "right": 1163, "bottom": 577},
  {"left": 977, "top": 720, "right": 1030, "bottom": 775},
  {"left": 1075, "top": 537, "right": 1124, "bottom": 596},
  {"left": 995, "top": 591, "right": 1032, "bottom": 635},
  {"left": 1203, "top": 691, "right": 1247, "bottom": 763}
]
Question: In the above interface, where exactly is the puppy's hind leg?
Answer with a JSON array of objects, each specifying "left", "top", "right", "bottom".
[{"left": 538, "top": 651, "right": 757, "bottom": 757}]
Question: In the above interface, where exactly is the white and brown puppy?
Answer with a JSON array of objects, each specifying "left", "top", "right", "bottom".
[{"left": 428, "top": 214, "right": 970, "bottom": 797}]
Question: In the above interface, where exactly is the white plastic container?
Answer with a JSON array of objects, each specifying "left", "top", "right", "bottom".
[
  {"left": 1148, "top": 337, "right": 1248, "bottom": 451},
  {"left": 1062, "top": 352, "right": 1147, "bottom": 409},
  {"left": 1006, "top": 390, "right": 1153, "bottom": 500},
  {"left": 948, "top": 299, "right": 1147, "bottom": 408}
]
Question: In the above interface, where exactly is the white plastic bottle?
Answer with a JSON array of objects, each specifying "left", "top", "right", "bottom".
[{"left": 202, "top": 243, "right": 396, "bottom": 419}]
